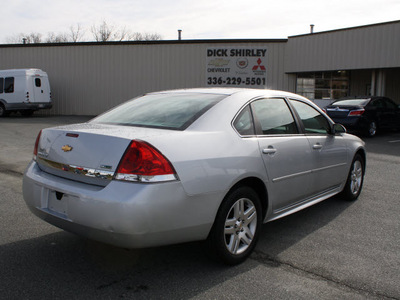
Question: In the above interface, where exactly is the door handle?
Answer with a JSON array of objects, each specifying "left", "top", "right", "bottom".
[
  {"left": 313, "top": 143, "right": 323, "bottom": 150},
  {"left": 262, "top": 147, "right": 277, "bottom": 155}
]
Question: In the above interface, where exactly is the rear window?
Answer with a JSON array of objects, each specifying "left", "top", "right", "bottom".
[
  {"left": 332, "top": 99, "right": 369, "bottom": 106},
  {"left": 91, "top": 93, "right": 226, "bottom": 130}
]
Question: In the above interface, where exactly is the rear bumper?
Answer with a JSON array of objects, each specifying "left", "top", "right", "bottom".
[
  {"left": 5, "top": 101, "right": 52, "bottom": 111},
  {"left": 331, "top": 117, "right": 367, "bottom": 133},
  {"left": 22, "top": 161, "right": 218, "bottom": 248}
]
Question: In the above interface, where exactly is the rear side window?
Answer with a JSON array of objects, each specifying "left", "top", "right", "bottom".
[
  {"left": 91, "top": 93, "right": 226, "bottom": 130},
  {"left": 383, "top": 98, "right": 398, "bottom": 109},
  {"left": 233, "top": 105, "right": 255, "bottom": 136},
  {"left": 290, "top": 100, "right": 331, "bottom": 134},
  {"left": 251, "top": 98, "right": 298, "bottom": 135},
  {"left": 4, "top": 77, "right": 14, "bottom": 93},
  {"left": 0, "top": 78, "right": 3, "bottom": 93}
]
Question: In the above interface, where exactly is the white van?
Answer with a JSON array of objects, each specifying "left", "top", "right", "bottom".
[{"left": 0, "top": 69, "right": 52, "bottom": 117}]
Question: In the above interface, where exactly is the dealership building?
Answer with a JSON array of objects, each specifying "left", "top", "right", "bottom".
[{"left": 0, "top": 20, "right": 399, "bottom": 115}]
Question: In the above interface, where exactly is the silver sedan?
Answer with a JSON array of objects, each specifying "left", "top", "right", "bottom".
[{"left": 23, "top": 88, "right": 366, "bottom": 264}]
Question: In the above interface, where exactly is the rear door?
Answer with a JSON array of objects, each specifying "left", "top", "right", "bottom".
[
  {"left": 250, "top": 98, "right": 314, "bottom": 213},
  {"left": 31, "top": 75, "right": 51, "bottom": 104}
]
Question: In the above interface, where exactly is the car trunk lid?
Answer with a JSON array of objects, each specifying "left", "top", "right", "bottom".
[
  {"left": 325, "top": 105, "right": 362, "bottom": 119},
  {"left": 35, "top": 123, "right": 171, "bottom": 186}
]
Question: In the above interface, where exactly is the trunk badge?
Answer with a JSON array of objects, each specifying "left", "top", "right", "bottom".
[{"left": 62, "top": 145, "right": 73, "bottom": 152}]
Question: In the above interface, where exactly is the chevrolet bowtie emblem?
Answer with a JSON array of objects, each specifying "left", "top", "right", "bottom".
[{"left": 62, "top": 145, "right": 73, "bottom": 152}]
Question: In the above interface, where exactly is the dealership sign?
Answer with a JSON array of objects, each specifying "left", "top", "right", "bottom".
[{"left": 206, "top": 47, "right": 267, "bottom": 87}]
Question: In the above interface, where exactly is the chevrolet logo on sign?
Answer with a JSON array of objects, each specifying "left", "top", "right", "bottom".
[
  {"left": 208, "top": 58, "right": 230, "bottom": 67},
  {"left": 61, "top": 145, "right": 73, "bottom": 152}
]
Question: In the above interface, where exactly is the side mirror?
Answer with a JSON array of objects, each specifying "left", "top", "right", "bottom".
[{"left": 333, "top": 123, "right": 347, "bottom": 134}]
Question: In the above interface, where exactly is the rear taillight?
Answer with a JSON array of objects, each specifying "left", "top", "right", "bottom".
[
  {"left": 33, "top": 130, "right": 42, "bottom": 160},
  {"left": 115, "top": 140, "right": 178, "bottom": 183},
  {"left": 348, "top": 108, "right": 365, "bottom": 116}
]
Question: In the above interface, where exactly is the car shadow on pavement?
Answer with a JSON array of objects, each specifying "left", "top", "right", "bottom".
[
  {"left": 0, "top": 195, "right": 355, "bottom": 299},
  {"left": 254, "top": 195, "right": 354, "bottom": 263}
]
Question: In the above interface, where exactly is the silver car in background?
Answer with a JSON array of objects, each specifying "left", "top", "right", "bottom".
[{"left": 23, "top": 88, "right": 366, "bottom": 264}]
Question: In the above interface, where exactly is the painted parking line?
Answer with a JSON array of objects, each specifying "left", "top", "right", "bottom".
[{"left": 388, "top": 140, "right": 400, "bottom": 143}]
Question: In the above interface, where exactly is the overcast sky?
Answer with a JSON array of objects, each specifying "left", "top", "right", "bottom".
[{"left": 1, "top": 0, "right": 399, "bottom": 43}]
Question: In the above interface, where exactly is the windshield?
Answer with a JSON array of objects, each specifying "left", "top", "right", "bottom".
[
  {"left": 91, "top": 93, "right": 226, "bottom": 130},
  {"left": 331, "top": 99, "right": 369, "bottom": 106}
]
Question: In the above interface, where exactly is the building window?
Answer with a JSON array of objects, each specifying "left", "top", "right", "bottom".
[{"left": 296, "top": 71, "right": 349, "bottom": 100}]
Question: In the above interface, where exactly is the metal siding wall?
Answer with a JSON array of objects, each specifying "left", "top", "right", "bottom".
[
  {"left": 0, "top": 41, "right": 288, "bottom": 115},
  {"left": 286, "top": 22, "right": 400, "bottom": 72},
  {"left": 386, "top": 68, "right": 400, "bottom": 104}
]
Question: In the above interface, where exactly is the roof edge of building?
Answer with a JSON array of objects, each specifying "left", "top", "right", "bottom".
[
  {"left": 0, "top": 38, "right": 288, "bottom": 48},
  {"left": 289, "top": 19, "right": 400, "bottom": 38}
]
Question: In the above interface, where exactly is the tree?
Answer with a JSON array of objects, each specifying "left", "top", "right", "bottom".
[
  {"left": 131, "top": 32, "right": 162, "bottom": 41},
  {"left": 91, "top": 20, "right": 114, "bottom": 42},
  {"left": 45, "top": 32, "right": 69, "bottom": 43},
  {"left": 6, "top": 32, "right": 43, "bottom": 44},
  {"left": 4, "top": 21, "right": 162, "bottom": 44},
  {"left": 90, "top": 20, "right": 162, "bottom": 42},
  {"left": 69, "top": 24, "right": 85, "bottom": 42}
]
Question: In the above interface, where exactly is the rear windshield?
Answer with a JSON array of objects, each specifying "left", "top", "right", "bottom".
[
  {"left": 331, "top": 99, "right": 369, "bottom": 106},
  {"left": 91, "top": 93, "right": 226, "bottom": 130}
]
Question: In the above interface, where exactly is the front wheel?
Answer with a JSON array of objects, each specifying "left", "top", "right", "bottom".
[
  {"left": 206, "top": 186, "right": 262, "bottom": 265},
  {"left": 0, "top": 104, "right": 7, "bottom": 117},
  {"left": 341, "top": 154, "right": 365, "bottom": 201}
]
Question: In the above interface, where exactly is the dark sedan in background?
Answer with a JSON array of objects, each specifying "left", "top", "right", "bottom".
[{"left": 324, "top": 97, "right": 400, "bottom": 137}]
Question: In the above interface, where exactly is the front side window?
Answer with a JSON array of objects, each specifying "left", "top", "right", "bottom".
[
  {"left": 290, "top": 100, "right": 331, "bottom": 134},
  {"left": 91, "top": 93, "right": 226, "bottom": 130},
  {"left": 0, "top": 78, "right": 3, "bottom": 93},
  {"left": 251, "top": 98, "right": 298, "bottom": 135},
  {"left": 4, "top": 77, "right": 14, "bottom": 93}
]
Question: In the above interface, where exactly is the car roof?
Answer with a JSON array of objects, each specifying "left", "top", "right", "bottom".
[{"left": 147, "top": 87, "right": 311, "bottom": 102}]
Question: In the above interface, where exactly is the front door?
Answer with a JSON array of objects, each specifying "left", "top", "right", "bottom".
[{"left": 289, "top": 99, "right": 348, "bottom": 193}]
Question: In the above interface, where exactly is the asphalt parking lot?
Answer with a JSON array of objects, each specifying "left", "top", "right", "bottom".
[{"left": 1, "top": 115, "right": 399, "bottom": 299}]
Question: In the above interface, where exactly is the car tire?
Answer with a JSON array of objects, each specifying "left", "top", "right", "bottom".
[
  {"left": 0, "top": 104, "right": 7, "bottom": 117},
  {"left": 341, "top": 154, "right": 365, "bottom": 201},
  {"left": 206, "top": 186, "right": 262, "bottom": 265},
  {"left": 366, "top": 121, "right": 377, "bottom": 137}
]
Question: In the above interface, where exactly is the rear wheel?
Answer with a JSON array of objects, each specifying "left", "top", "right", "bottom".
[
  {"left": 366, "top": 121, "right": 377, "bottom": 137},
  {"left": 341, "top": 154, "right": 365, "bottom": 201},
  {"left": 206, "top": 186, "right": 262, "bottom": 265}
]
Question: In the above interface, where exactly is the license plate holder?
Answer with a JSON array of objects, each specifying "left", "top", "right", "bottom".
[{"left": 48, "top": 191, "right": 68, "bottom": 216}]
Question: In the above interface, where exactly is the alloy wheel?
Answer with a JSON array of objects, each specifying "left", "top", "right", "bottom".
[
  {"left": 350, "top": 160, "right": 363, "bottom": 195},
  {"left": 224, "top": 197, "right": 257, "bottom": 255},
  {"left": 369, "top": 121, "right": 377, "bottom": 136}
]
